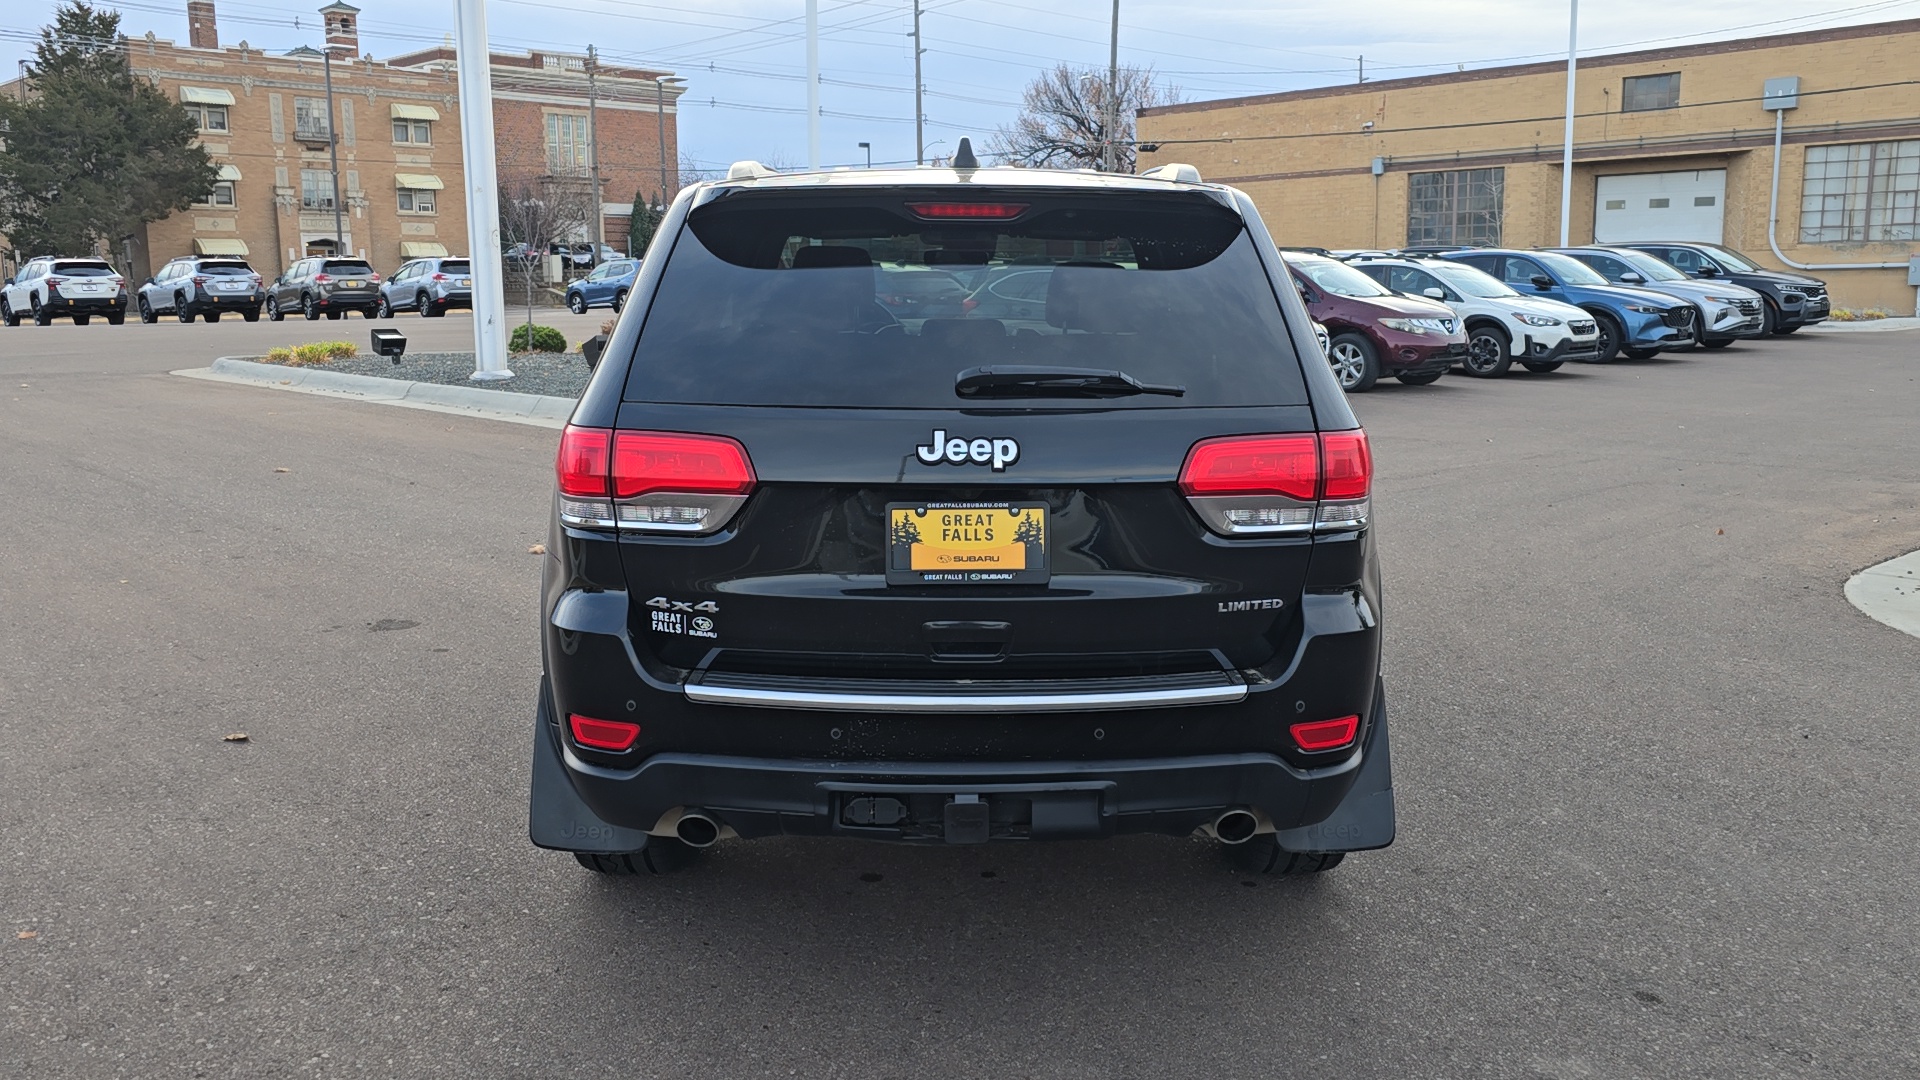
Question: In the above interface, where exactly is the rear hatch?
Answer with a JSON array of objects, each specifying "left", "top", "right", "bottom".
[{"left": 607, "top": 187, "right": 1327, "bottom": 684}]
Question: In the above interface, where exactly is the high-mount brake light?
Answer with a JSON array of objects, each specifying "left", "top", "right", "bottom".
[
  {"left": 907, "top": 202, "right": 1029, "bottom": 220},
  {"left": 1178, "top": 430, "right": 1371, "bottom": 536},
  {"left": 569, "top": 714, "right": 640, "bottom": 752},
  {"left": 1290, "top": 714, "right": 1360, "bottom": 752},
  {"left": 555, "top": 427, "right": 756, "bottom": 535}
]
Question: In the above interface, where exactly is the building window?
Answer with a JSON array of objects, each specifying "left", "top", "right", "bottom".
[
  {"left": 397, "top": 188, "right": 436, "bottom": 214},
  {"left": 293, "top": 96, "right": 331, "bottom": 141},
  {"left": 545, "top": 112, "right": 590, "bottom": 175},
  {"left": 1800, "top": 139, "right": 1920, "bottom": 242},
  {"left": 1622, "top": 73, "right": 1680, "bottom": 112},
  {"left": 1406, "top": 167, "right": 1504, "bottom": 247},
  {"left": 193, "top": 180, "right": 236, "bottom": 208},
  {"left": 393, "top": 119, "right": 432, "bottom": 145},
  {"left": 300, "top": 168, "right": 336, "bottom": 210},
  {"left": 186, "top": 104, "right": 229, "bottom": 132}
]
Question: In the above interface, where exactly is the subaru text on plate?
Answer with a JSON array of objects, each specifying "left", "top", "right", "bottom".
[{"left": 529, "top": 146, "right": 1397, "bottom": 877}]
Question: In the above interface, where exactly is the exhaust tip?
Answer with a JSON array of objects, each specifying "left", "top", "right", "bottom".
[
  {"left": 1213, "top": 809, "right": 1258, "bottom": 845},
  {"left": 674, "top": 811, "right": 720, "bottom": 848}
]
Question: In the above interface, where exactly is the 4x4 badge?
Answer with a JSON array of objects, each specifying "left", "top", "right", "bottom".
[{"left": 915, "top": 429, "right": 1020, "bottom": 472}]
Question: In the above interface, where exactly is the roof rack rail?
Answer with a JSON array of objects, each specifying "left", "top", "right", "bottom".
[
  {"left": 725, "top": 160, "right": 779, "bottom": 181},
  {"left": 1139, "top": 163, "right": 1203, "bottom": 184}
]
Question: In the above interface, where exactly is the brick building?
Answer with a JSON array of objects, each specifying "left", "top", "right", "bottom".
[
  {"left": 385, "top": 44, "right": 684, "bottom": 251},
  {"left": 1137, "top": 19, "right": 1920, "bottom": 311},
  {"left": 124, "top": 1, "right": 469, "bottom": 281}
]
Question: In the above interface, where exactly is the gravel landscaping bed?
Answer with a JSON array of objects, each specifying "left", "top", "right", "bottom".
[{"left": 247, "top": 350, "right": 590, "bottom": 399}]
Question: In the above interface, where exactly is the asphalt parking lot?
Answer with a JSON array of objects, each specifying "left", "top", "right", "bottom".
[{"left": 3, "top": 322, "right": 1917, "bottom": 1079}]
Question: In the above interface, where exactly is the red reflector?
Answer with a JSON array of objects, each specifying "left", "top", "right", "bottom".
[
  {"left": 1319, "top": 430, "right": 1372, "bottom": 501},
  {"left": 906, "top": 202, "right": 1029, "bottom": 220},
  {"left": 569, "top": 714, "right": 640, "bottom": 752},
  {"left": 556, "top": 424, "right": 612, "bottom": 497},
  {"left": 1291, "top": 715, "right": 1360, "bottom": 752},
  {"left": 611, "top": 431, "right": 756, "bottom": 499},
  {"left": 1179, "top": 435, "right": 1318, "bottom": 500}
]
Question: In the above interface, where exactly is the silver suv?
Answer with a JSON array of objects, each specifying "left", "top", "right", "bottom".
[
  {"left": 137, "top": 257, "right": 266, "bottom": 323},
  {"left": 375, "top": 256, "right": 472, "bottom": 318}
]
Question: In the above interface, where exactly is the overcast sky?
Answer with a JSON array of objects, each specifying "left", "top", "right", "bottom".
[{"left": 4, "top": 0, "right": 1915, "bottom": 172}]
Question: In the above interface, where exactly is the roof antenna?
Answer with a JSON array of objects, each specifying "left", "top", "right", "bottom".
[{"left": 951, "top": 137, "right": 979, "bottom": 170}]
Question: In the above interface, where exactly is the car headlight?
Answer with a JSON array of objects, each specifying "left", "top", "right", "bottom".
[
  {"left": 1381, "top": 317, "right": 1450, "bottom": 334},
  {"left": 1624, "top": 304, "right": 1666, "bottom": 314},
  {"left": 1511, "top": 312, "right": 1562, "bottom": 327},
  {"left": 1702, "top": 295, "right": 1744, "bottom": 304}
]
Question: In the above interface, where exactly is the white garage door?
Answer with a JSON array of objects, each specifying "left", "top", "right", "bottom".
[{"left": 1594, "top": 170, "right": 1726, "bottom": 243}]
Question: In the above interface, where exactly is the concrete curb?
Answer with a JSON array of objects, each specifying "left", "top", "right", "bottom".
[
  {"left": 173, "top": 357, "right": 574, "bottom": 429},
  {"left": 1801, "top": 317, "right": 1920, "bottom": 334},
  {"left": 1845, "top": 550, "right": 1920, "bottom": 640}
]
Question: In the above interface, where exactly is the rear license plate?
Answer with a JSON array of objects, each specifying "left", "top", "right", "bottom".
[
  {"left": 886, "top": 502, "right": 1048, "bottom": 586},
  {"left": 459, "top": 278, "right": 472, "bottom": 287},
  {"left": 342, "top": 280, "right": 362, "bottom": 288}
]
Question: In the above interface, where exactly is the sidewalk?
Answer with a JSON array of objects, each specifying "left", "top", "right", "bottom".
[
  {"left": 173, "top": 357, "right": 575, "bottom": 428},
  {"left": 1802, "top": 316, "right": 1920, "bottom": 333},
  {"left": 1846, "top": 550, "right": 1920, "bottom": 640}
]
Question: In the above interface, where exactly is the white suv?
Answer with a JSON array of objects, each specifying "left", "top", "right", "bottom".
[
  {"left": 2, "top": 256, "right": 129, "bottom": 327},
  {"left": 1350, "top": 256, "right": 1599, "bottom": 377}
]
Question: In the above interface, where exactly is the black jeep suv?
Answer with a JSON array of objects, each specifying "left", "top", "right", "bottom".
[{"left": 530, "top": 152, "right": 1396, "bottom": 877}]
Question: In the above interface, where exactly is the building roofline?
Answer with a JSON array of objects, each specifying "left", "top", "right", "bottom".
[
  {"left": 1140, "top": 16, "right": 1920, "bottom": 117},
  {"left": 382, "top": 45, "right": 671, "bottom": 82}
]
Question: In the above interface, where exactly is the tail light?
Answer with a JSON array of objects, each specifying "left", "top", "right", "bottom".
[
  {"left": 1178, "top": 429, "right": 1371, "bottom": 536},
  {"left": 1290, "top": 714, "right": 1359, "bottom": 752},
  {"left": 192, "top": 275, "right": 209, "bottom": 287},
  {"left": 431, "top": 272, "right": 449, "bottom": 282},
  {"left": 370, "top": 272, "right": 382, "bottom": 283},
  {"left": 313, "top": 273, "right": 333, "bottom": 285},
  {"left": 569, "top": 714, "right": 640, "bottom": 752},
  {"left": 250, "top": 273, "right": 263, "bottom": 286},
  {"left": 45, "top": 275, "right": 67, "bottom": 293},
  {"left": 556, "top": 425, "right": 756, "bottom": 535}
]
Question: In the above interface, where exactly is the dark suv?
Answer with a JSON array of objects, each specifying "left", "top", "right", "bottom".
[
  {"left": 1285, "top": 252, "right": 1466, "bottom": 392},
  {"left": 136, "top": 256, "right": 266, "bottom": 323},
  {"left": 266, "top": 256, "right": 381, "bottom": 321},
  {"left": 1619, "top": 242, "right": 1829, "bottom": 335},
  {"left": 530, "top": 156, "right": 1397, "bottom": 877}
]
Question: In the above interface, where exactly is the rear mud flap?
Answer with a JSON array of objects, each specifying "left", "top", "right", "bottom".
[
  {"left": 1271, "top": 679, "right": 1396, "bottom": 853},
  {"left": 528, "top": 682, "right": 654, "bottom": 854}
]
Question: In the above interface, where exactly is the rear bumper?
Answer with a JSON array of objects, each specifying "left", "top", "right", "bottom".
[
  {"left": 529, "top": 675, "right": 1396, "bottom": 849},
  {"left": 45, "top": 294, "right": 126, "bottom": 312},
  {"left": 190, "top": 290, "right": 264, "bottom": 309}
]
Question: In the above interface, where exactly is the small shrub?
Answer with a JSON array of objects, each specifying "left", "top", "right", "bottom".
[
  {"left": 265, "top": 346, "right": 293, "bottom": 363},
  {"left": 1830, "top": 308, "right": 1890, "bottom": 322},
  {"left": 511, "top": 323, "right": 567, "bottom": 353},
  {"left": 273, "top": 341, "right": 359, "bottom": 367}
]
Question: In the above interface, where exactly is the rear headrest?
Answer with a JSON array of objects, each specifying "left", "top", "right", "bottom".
[
  {"left": 791, "top": 244, "right": 872, "bottom": 269},
  {"left": 1044, "top": 262, "right": 1147, "bottom": 332}
]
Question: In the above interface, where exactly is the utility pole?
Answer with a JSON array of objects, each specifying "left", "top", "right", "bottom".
[
  {"left": 453, "top": 0, "right": 510, "bottom": 380},
  {"left": 1559, "top": 0, "right": 1578, "bottom": 246},
  {"left": 1104, "top": 0, "right": 1119, "bottom": 173},
  {"left": 805, "top": 0, "right": 820, "bottom": 169},
  {"left": 587, "top": 45, "right": 604, "bottom": 253},
  {"left": 655, "top": 76, "right": 684, "bottom": 207},
  {"left": 912, "top": 0, "right": 924, "bottom": 166},
  {"left": 321, "top": 49, "right": 344, "bottom": 250},
  {"left": 1358, "top": 55, "right": 1365, "bottom": 85}
]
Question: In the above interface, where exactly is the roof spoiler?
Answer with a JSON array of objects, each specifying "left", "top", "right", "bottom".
[{"left": 1139, "top": 163, "right": 1203, "bottom": 184}]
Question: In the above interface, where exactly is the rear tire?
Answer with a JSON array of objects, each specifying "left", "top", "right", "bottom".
[
  {"left": 73, "top": 314, "right": 90, "bottom": 326},
  {"left": 1224, "top": 836, "right": 1347, "bottom": 876},
  {"left": 242, "top": 308, "right": 260, "bottom": 323},
  {"left": 177, "top": 297, "right": 194, "bottom": 324},
  {"left": 1326, "top": 332, "right": 1380, "bottom": 393},
  {"left": 106, "top": 313, "right": 124, "bottom": 326},
  {"left": 137, "top": 296, "right": 156, "bottom": 324},
  {"left": 1461, "top": 324, "right": 1513, "bottom": 377},
  {"left": 421, "top": 293, "right": 444, "bottom": 317},
  {"left": 1395, "top": 370, "right": 1443, "bottom": 386},
  {"left": 613, "top": 288, "right": 628, "bottom": 313},
  {"left": 203, "top": 311, "right": 221, "bottom": 324},
  {"left": 266, "top": 297, "right": 284, "bottom": 322},
  {"left": 33, "top": 299, "right": 52, "bottom": 326},
  {"left": 375, "top": 295, "right": 393, "bottom": 319},
  {"left": 302, "top": 294, "right": 320, "bottom": 321},
  {"left": 572, "top": 840, "right": 702, "bottom": 876},
  {"left": 1520, "top": 360, "right": 1563, "bottom": 373},
  {"left": 0, "top": 297, "right": 17, "bottom": 326},
  {"left": 1589, "top": 313, "right": 1623, "bottom": 363}
]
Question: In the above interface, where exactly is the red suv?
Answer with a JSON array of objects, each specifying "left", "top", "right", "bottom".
[{"left": 1286, "top": 253, "right": 1466, "bottom": 392}]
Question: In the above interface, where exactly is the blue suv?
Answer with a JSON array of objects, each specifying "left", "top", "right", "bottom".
[
  {"left": 565, "top": 257, "right": 640, "bottom": 314},
  {"left": 1443, "top": 249, "right": 1698, "bottom": 362}
]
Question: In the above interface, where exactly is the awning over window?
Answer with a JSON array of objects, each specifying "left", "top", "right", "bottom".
[
  {"left": 180, "top": 86, "right": 235, "bottom": 106},
  {"left": 193, "top": 238, "right": 249, "bottom": 255},
  {"left": 400, "top": 242, "right": 449, "bottom": 258},
  {"left": 215, "top": 164, "right": 242, "bottom": 181},
  {"left": 394, "top": 173, "right": 444, "bottom": 191},
  {"left": 390, "top": 103, "right": 440, "bottom": 121}
]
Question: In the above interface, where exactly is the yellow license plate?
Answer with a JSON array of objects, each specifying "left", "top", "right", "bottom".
[
  {"left": 886, "top": 503, "right": 1048, "bottom": 586},
  {"left": 343, "top": 280, "right": 362, "bottom": 288},
  {"left": 459, "top": 278, "right": 472, "bottom": 286}
]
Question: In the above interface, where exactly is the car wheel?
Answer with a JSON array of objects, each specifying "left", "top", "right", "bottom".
[
  {"left": 302, "top": 294, "right": 320, "bottom": 321},
  {"left": 73, "top": 314, "right": 90, "bottom": 326},
  {"left": 32, "top": 299, "right": 52, "bottom": 326},
  {"left": 572, "top": 840, "right": 702, "bottom": 876},
  {"left": 1223, "top": 836, "right": 1346, "bottom": 876},
  {"left": 266, "top": 297, "right": 284, "bottom": 322},
  {"left": 137, "top": 296, "right": 157, "bottom": 324},
  {"left": 177, "top": 298, "right": 195, "bottom": 323},
  {"left": 613, "top": 288, "right": 629, "bottom": 313},
  {"left": 203, "top": 311, "right": 221, "bottom": 324},
  {"left": 1589, "top": 313, "right": 1623, "bottom": 363},
  {"left": 567, "top": 292, "right": 587, "bottom": 315},
  {"left": 0, "top": 297, "right": 16, "bottom": 327},
  {"left": 420, "top": 293, "right": 443, "bottom": 317},
  {"left": 1326, "top": 332, "right": 1380, "bottom": 393},
  {"left": 1462, "top": 325, "right": 1513, "bottom": 377},
  {"left": 1520, "top": 360, "right": 1563, "bottom": 373},
  {"left": 375, "top": 295, "right": 392, "bottom": 319},
  {"left": 241, "top": 308, "right": 260, "bottom": 323},
  {"left": 1701, "top": 339, "right": 1732, "bottom": 349},
  {"left": 1395, "top": 370, "right": 1444, "bottom": 385},
  {"left": 1623, "top": 347, "right": 1660, "bottom": 360},
  {"left": 1761, "top": 300, "right": 1780, "bottom": 336}
]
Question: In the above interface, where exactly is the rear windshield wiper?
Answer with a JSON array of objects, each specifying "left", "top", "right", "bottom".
[{"left": 955, "top": 365, "right": 1186, "bottom": 399}]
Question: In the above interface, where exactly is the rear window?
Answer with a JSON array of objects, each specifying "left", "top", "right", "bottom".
[
  {"left": 622, "top": 193, "right": 1308, "bottom": 408},
  {"left": 53, "top": 262, "right": 116, "bottom": 277},
  {"left": 199, "top": 262, "right": 253, "bottom": 275},
  {"left": 440, "top": 260, "right": 470, "bottom": 274},
  {"left": 322, "top": 260, "right": 373, "bottom": 275}
]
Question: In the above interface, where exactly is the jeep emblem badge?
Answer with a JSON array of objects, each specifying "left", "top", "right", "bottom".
[{"left": 915, "top": 428, "right": 1020, "bottom": 472}]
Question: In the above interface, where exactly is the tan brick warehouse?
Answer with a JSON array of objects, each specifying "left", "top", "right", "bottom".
[{"left": 1137, "top": 19, "right": 1920, "bottom": 312}]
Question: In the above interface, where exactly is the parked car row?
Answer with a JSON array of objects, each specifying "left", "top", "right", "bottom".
[{"left": 1282, "top": 242, "right": 1828, "bottom": 391}]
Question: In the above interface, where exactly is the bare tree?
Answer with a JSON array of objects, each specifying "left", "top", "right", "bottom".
[
  {"left": 497, "top": 170, "right": 593, "bottom": 331},
  {"left": 988, "top": 64, "right": 1181, "bottom": 174}
]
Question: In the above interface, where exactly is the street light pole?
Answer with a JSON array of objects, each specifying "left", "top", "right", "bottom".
[
  {"left": 452, "top": 0, "right": 510, "bottom": 380},
  {"left": 587, "top": 44, "right": 604, "bottom": 254},
  {"left": 286, "top": 44, "right": 344, "bottom": 252},
  {"left": 859, "top": 141, "right": 871, "bottom": 168},
  {"left": 1105, "top": 0, "right": 1119, "bottom": 173},
  {"left": 1559, "top": 0, "right": 1578, "bottom": 247}
]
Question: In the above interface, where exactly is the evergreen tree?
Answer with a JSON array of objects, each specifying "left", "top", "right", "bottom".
[
  {"left": 627, "top": 190, "right": 663, "bottom": 257},
  {"left": 0, "top": 2, "right": 218, "bottom": 258}
]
